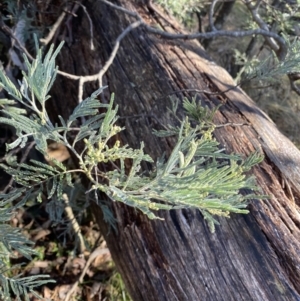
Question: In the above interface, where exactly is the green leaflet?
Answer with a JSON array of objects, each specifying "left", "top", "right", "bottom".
[{"left": 0, "top": 37, "right": 267, "bottom": 301}]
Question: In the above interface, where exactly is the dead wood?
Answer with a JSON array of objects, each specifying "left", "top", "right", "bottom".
[{"left": 46, "top": 1, "right": 300, "bottom": 300}]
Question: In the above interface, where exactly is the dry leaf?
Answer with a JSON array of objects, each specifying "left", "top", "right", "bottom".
[{"left": 46, "top": 142, "right": 70, "bottom": 163}]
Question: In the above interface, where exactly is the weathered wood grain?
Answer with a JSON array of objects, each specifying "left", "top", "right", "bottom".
[{"left": 47, "top": 0, "right": 300, "bottom": 300}]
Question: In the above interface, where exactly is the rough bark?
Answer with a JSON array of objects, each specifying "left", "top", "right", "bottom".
[{"left": 47, "top": 0, "right": 300, "bottom": 300}]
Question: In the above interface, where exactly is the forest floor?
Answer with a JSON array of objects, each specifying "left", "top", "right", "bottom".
[
  {"left": 0, "top": 138, "right": 131, "bottom": 301},
  {"left": 6, "top": 187, "right": 130, "bottom": 300}
]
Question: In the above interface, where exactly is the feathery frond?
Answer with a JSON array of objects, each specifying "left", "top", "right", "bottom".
[{"left": 0, "top": 40, "right": 266, "bottom": 300}]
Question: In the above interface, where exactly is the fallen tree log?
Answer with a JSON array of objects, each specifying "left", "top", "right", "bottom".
[{"left": 46, "top": 0, "right": 300, "bottom": 300}]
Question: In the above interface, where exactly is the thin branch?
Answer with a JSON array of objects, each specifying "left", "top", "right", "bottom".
[
  {"left": 77, "top": 2, "right": 95, "bottom": 50},
  {"left": 209, "top": 0, "right": 220, "bottom": 31},
  {"left": 0, "top": 17, "right": 34, "bottom": 61},
  {"left": 3, "top": 0, "right": 288, "bottom": 103},
  {"left": 58, "top": 20, "right": 143, "bottom": 102},
  {"left": 97, "top": 20, "right": 142, "bottom": 85},
  {"left": 243, "top": 0, "right": 300, "bottom": 95},
  {"left": 40, "top": 11, "right": 67, "bottom": 46},
  {"left": 62, "top": 193, "right": 86, "bottom": 254},
  {"left": 98, "top": 0, "right": 287, "bottom": 60},
  {"left": 57, "top": 69, "right": 81, "bottom": 80},
  {"left": 144, "top": 26, "right": 286, "bottom": 58},
  {"left": 244, "top": 0, "right": 279, "bottom": 53}
]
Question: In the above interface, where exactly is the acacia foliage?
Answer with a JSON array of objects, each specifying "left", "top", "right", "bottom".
[{"left": 0, "top": 40, "right": 265, "bottom": 299}]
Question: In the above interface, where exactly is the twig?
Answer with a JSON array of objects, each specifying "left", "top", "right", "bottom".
[
  {"left": 64, "top": 247, "right": 110, "bottom": 301},
  {"left": 76, "top": 1, "right": 95, "bottom": 50},
  {"left": 97, "top": 20, "right": 142, "bottom": 86},
  {"left": 244, "top": 0, "right": 279, "bottom": 53},
  {"left": 99, "top": 0, "right": 287, "bottom": 61},
  {"left": 2, "top": 0, "right": 289, "bottom": 103},
  {"left": 3, "top": 0, "right": 288, "bottom": 102},
  {"left": 145, "top": 26, "right": 286, "bottom": 59},
  {"left": 62, "top": 193, "right": 86, "bottom": 254},
  {"left": 209, "top": 0, "right": 220, "bottom": 31},
  {"left": 0, "top": 17, "right": 34, "bottom": 61},
  {"left": 244, "top": 0, "right": 300, "bottom": 95},
  {"left": 40, "top": 11, "right": 67, "bottom": 46},
  {"left": 58, "top": 20, "right": 143, "bottom": 102}
]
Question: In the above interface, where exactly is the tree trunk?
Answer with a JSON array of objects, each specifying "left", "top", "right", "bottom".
[{"left": 47, "top": 0, "right": 300, "bottom": 300}]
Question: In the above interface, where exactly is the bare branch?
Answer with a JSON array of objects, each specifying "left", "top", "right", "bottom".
[
  {"left": 0, "top": 0, "right": 289, "bottom": 101},
  {"left": 63, "top": 193, "right": 86, "bottom": 253},
  {"left": 145, "top": 25, "right": 287, "bottom": 58},
  {"left": 97, "top": 20, "right": 142, "bottom": 83},
  {"left": 40, "top": 11, "right": 67, "bottom": 46},
  {"left": 209, "top": 0, "right": 220, "bottom": 31},
  {"left": 76, "top": 2, "right": 95, "bottom": 50},
  {"left": 242, "top": 0, "right": 300, "bottom": 95},
  {"left": 98, "top": 0, "right": 287, "bottom": 61},
  {"left": 57, "top": 70, "right": 81, "bottom": 80},
  {"left": 244, "top": 0, "right": 280, "bottom": 54},
  {"left": 55, "top": 0, "right": 288, "bottom": 100},
  {"left": 0, "top": 17, "right": 34, "bottom": 61},
  {"left": 64, "top": 19, "right": 143, "bottom": 102}
]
